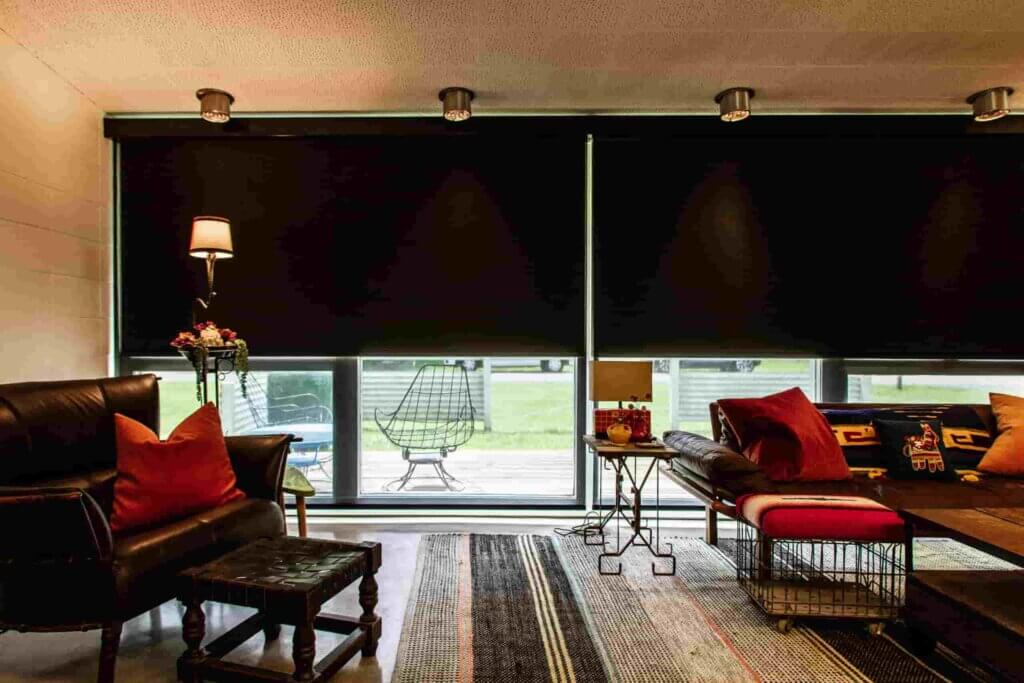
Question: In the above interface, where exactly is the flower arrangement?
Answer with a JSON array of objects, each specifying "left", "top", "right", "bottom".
[{"left": 171, "top": 321, "right": 249, "bottom": 402}]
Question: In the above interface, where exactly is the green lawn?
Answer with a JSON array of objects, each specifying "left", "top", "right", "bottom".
[
  {"left": 158, "top": 380, "right": 207, "bottom": 437},
  {"left": 156, "top": 369, "right": 743, "bottom": 447},
  {"left": 866, "top": 384, "right": 990, "bottom": 404}
]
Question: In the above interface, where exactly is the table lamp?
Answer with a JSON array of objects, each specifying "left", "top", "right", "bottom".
[
  {"left": 590, "top": 361, "right": 653, "bottom": 407},
  {"left": 189, "top": 216, "right": 233, "bottom": 310},
  {"left": 590, "top": 360, "right": 653, "bottom": 441}
]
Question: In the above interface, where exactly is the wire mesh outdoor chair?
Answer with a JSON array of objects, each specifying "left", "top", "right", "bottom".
[{"left": 374, "top": 364, "right": 476, "bottom": 491}]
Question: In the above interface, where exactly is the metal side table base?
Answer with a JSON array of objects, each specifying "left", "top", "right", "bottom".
[{"left": 583, "top": 435, "right": 678, "bottom": 577}]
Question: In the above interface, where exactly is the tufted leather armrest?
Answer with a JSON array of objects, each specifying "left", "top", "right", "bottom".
[
  {"left": 664, "top": 431, "right": 759, "bottom": 479},
  {"left": 224, "top": 435, "right": 292, "bottom": 502},
  {"left": 0, "top": 486, "right": 113, "bottom": 562}
]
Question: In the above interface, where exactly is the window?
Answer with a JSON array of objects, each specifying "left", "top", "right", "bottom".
[
  {"left": 595, "top": 358, "right": 820, "bottom": 504},
  {"left": 847, "top": 373, "right": 1024, "bottom": 404},
  {"left": 360, "top": 358, "right": 577, "bottom": 498},
  {"left": 139, "top": 369, "right": 335, "bottom": 496}
]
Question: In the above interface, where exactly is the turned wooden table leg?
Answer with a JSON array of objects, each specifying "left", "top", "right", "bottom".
[
  {"left": 262, "top": 612, "right": 281, "bottom": 642},
  {"left": 359, "top": 561, "right": 380, "bottom": 656},
  {"left": 291, "top": 621, "right": 317, "bottom": 682},
  {"left": 97, "top": 621, "right": 122, "bottom": 683},
  {"left": 179, "top": 598, "right": 206, "bottom": 683},
  {"left": 296, "top": 496, "right": 308, "bottom": 538}
]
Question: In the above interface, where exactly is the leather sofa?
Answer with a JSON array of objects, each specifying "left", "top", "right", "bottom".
[
  {"left": 665, "top": 401, "right": 1024, "bottom": 544},
  {"left": 0, "top": 375, "right": 292, "bottom": 682}
]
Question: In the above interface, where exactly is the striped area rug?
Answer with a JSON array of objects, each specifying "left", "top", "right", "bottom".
[
  {"left": 395, "top": 534, "right": 1002, "bottom": 683},
  {"left": 394, "top": 534, "right": 607, "bottom": 683}
]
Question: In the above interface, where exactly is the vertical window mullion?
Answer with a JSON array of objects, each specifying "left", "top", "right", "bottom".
[{"left": 332, "top": 358, "right": 360, "bottom": 502}]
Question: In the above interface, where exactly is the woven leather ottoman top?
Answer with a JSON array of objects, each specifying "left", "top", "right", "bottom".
[{"left": 178, "top": 536, "right": 379, "bottom": 619}]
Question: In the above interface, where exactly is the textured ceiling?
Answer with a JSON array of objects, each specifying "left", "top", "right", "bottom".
[{"left": 1, "top": 0, "right": 1023, "bottom": 115}]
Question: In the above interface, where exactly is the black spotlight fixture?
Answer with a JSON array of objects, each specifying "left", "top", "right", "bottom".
[
  {"left": 195, "top": 88, "right": 234, "bottom": 123},
  {"left": 439, "top": 87, "right": 475, "bottom": 122},
  {"left": 714, "top": 87, "right": 755, "bottom": 122},
  {"left": 967, "top": 87, "right": 1014, "bottom": 122}
]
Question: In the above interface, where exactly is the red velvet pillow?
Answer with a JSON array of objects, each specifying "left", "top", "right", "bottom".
[
  {"left": 110, "top": 403, "right": 245, "bottom": 533},
  {"left": 718, "top": 387, "right": 850, "bottom": 482}
]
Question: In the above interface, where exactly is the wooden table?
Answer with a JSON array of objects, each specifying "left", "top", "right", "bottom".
[
  {"left": 901, "top": 507, "right": 1024, "bottom": 679},
  {"left": 177, "top": 536, "right": 381, "bottom": 683},
  {"left": 902, "top": 507, "right": 1024, "bottom": 567},
  {"left": 582, "top": 435, "right": 678, "bottom": 576}
]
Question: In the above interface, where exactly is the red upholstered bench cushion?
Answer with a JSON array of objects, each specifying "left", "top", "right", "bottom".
[{"left": 737, "top": 494, "right": 905, "bottom": 542}]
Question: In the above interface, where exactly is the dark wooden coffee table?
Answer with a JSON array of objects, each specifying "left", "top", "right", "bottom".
[
  {"left": 177, "top": 536, "right": 382, "bottom": 683},
  {"left": 902, "top": 507, "right": 1024, "bottom": 566},
  {"left": 901, "top": 507, "right": 1024, "bottom": 680}
]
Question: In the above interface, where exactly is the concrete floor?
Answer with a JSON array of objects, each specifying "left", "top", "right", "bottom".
[{"left": 0, "top": 518, "right": 692, "bottom": 682}]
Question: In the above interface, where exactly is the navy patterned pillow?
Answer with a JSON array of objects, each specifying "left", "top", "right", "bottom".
[
  {"left": 874, "top": 418, "right": 957, "bottom": 481},
  {"left": 821, "top": 409, "right": 886, "bottom": 468},
  {"left": 875, "top": 405, "right": 992, "bottom": 469}
]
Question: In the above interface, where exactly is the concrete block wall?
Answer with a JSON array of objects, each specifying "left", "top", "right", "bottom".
[{"left": 0, "top": 29, "right": 110, "bottom": 383}]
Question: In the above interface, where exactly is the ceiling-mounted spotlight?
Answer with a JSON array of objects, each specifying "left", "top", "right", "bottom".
[
  {"left": 439, "top": 87, "right": 475, "bottom": 122},
  {"left": 195, "top": 88, "right": 234, "bottom": 124},
  {"left": 967, "top": 87, "right": 1014, "bottom": 122},
  {"left": 714, "top": 87, "right": 755, "bottom": 122}
]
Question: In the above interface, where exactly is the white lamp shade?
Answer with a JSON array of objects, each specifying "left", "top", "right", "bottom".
[{"left": 189, "top": 216, "right": 233, "bottom": 259}]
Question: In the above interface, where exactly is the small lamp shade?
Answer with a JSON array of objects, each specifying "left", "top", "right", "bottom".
[
  {"left": 189, "top": 216, "right": 233, "bottom": 259},
  {"left": 196, "top": 88, "right": 234, "bottom": 124},
  {"left": 590, "top": 361, "right": 653, "bottom": 403},
  {"left": 439, "top": 87, "right": 474, "bottom": 122}
]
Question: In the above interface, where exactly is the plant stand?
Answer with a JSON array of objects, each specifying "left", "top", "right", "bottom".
[{"left": 179, "top": 346, "right": 237, "bottom": 406}]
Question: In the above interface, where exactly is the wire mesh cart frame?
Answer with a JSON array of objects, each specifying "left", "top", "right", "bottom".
[{"left": 735, "top": 520, "right": 905, "bottom": 634}]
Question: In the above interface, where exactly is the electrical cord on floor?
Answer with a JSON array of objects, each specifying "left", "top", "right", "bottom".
[{"left": 554, "top": 521, "right": 604, "bottom": 537}]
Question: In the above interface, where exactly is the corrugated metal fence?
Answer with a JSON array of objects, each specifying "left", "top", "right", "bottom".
[{"left": 669, "top": 371, "right": 869, "bottom": 428}]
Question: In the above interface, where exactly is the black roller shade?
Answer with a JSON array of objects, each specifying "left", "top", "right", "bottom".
[
  {"left": 594, "top": 135, "right": 1024, "bottom": 358},
  {"left": 120, "top": 136, "right": 585, "bottom": 356}
]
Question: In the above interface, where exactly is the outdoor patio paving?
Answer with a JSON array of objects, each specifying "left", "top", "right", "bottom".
[{"left": 298, "top": 448, "right": 697, "bottom": 503}]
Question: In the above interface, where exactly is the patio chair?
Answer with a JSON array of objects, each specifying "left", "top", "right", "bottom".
[
  {"left": 374, "top": 364, "right": 476, "bottom": 491},
  {"left": 236, "top": 376, "right": 333, "bottom": 480}
]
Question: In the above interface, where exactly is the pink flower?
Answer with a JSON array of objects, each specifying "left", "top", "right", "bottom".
[
  {"left": 220, "top": 328, "right": 238, "bottom": 341},
  {"left": 194, "top": 320, "right": 217, "bottom": 332},
  {"left": 170, "top": 331, "right": 197, "bottom": 349}
]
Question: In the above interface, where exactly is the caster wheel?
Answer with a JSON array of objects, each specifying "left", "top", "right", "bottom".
[
  {"left": 867, "top": 622, "right": 885, "bottom": 637},
  {"left": 775, "top": 618, "right": 793, "bottom": 634}
]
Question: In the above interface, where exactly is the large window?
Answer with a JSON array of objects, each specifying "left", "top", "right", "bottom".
[
  {"left": 847, "top": 373, "right": 1024, "bottom": 404},
  {"left": 360, "top": 358, "right": 577, "bottom": 498}
]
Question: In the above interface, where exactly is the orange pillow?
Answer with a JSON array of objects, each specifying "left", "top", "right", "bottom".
[
  {"left": 978, "top": 393, "right": 1024, "bottom": 476},
  {"left": 110, "top": 403, "right": 245, "bottom": 533}
]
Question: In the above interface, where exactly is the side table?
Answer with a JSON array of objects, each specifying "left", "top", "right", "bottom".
[
  {"left": 177, "top": 536, "right": 381, "bottom": 683},
  {"left": 582, "top": 435, "right": 678, "bottom": 576}
]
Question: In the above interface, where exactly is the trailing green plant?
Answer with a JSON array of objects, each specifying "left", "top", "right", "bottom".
[{"left": 170, "top": 322, "right": 249, "bottom": 403}]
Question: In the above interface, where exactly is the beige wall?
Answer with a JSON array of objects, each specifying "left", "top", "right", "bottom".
[{"left": 0, "top": 30, "right": 110, "bottom": 383}]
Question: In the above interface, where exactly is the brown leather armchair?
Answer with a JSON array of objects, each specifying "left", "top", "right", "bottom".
[{"left": 0, "top": 375, "right": 291, "bottom": 682}]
